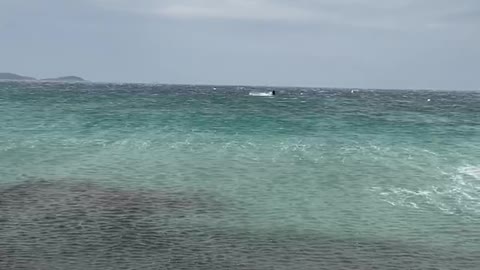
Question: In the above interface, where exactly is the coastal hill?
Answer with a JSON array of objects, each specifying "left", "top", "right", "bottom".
[
  {"left": 0, "top": 72, "right": 87, "bottom": 82},
  {"left": 42, "top": 76, "right": 86, "bottom": 82},
  {"left": 0, "top": 72, "right": 36, "bottom": 81}
]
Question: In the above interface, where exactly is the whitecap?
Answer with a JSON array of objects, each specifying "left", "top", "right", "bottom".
[
  {"left": 369, "top": 166, "right": 480, "bottom": 215},
  {"left": 458, "top": 166, "right": 480, "bottom": 180}
]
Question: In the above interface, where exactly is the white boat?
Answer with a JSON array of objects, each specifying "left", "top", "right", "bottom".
[{"left": 249, "top": 91, "right": 275, "bottom": 97}]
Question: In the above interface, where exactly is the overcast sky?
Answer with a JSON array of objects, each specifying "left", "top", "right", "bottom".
[{"left": 0, "top": 0, "right": 479, "bottom": 89}]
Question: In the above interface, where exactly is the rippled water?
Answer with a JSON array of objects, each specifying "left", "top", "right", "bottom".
[{"left": 1, "top": 81, "right": 480, "bottom": 269}]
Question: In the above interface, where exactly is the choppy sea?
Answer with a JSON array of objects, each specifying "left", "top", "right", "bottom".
[{"left": 1, "top": 81, "right": 479, "bottom": 269}]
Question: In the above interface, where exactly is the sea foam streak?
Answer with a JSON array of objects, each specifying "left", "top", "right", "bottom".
[
  {"left": 370, "top": 166, "right": 480, "bottom": 215},
  {"left": 459, "top": 166, "right": 480, "bottom": 180}
]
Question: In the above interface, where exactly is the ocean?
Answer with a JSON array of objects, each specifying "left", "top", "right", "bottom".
[{"left": 1, "top": 81, "right": 479, "bottom": 269}]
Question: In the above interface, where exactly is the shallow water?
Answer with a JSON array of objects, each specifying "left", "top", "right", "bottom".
[{"left": 1, "top": 81, "right": 480, "bottom": 269}]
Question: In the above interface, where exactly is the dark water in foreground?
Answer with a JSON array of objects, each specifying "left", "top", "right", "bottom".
[{"left": 1, "top": 82, "right": 480, "bottom": 269}]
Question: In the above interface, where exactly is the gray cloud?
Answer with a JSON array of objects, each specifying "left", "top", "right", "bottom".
[
  {"left": 91, "top": 0, "right": 480, "bottom": 30},
  {"left": 92, "top": 0, "right": 316, "bottom": 22}
]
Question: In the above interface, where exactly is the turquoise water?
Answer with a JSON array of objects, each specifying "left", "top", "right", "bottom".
[{"left": 1, "top": 81, "right": 480, "bottom": 269}]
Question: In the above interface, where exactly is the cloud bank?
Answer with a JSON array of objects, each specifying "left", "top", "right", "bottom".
[{"left": 92, "top": 0, "right": 480, "bottom": 30}]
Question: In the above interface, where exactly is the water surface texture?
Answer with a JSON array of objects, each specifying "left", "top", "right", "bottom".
[{"left": 1, "top": 82, "right": 480, "bottom": 269}]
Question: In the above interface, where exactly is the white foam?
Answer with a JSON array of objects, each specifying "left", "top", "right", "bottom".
[
  {"left": 459, "top": 166, "right": 480, "bottom": 180},
  {"left": 370, "top": 170, "right": 480, "bottom": 215}
]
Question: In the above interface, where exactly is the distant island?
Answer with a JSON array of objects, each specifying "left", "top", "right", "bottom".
[
  {"left": 0, "top": 72, "right": 36, "bottom": 81},
  {"left": 0, "top": 72, "right": 87, "bottom": 82},
  {"left": 42, "top": 76, "right": 86, "bottom": 82}
]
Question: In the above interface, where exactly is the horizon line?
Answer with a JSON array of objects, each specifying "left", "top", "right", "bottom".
[{"left": 1, "top": 78, "right": 478, "bottom": 92}]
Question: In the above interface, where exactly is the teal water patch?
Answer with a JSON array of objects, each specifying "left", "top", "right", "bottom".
[{"left": 1, "top": 81, "right": 480, "bottom": 269}]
